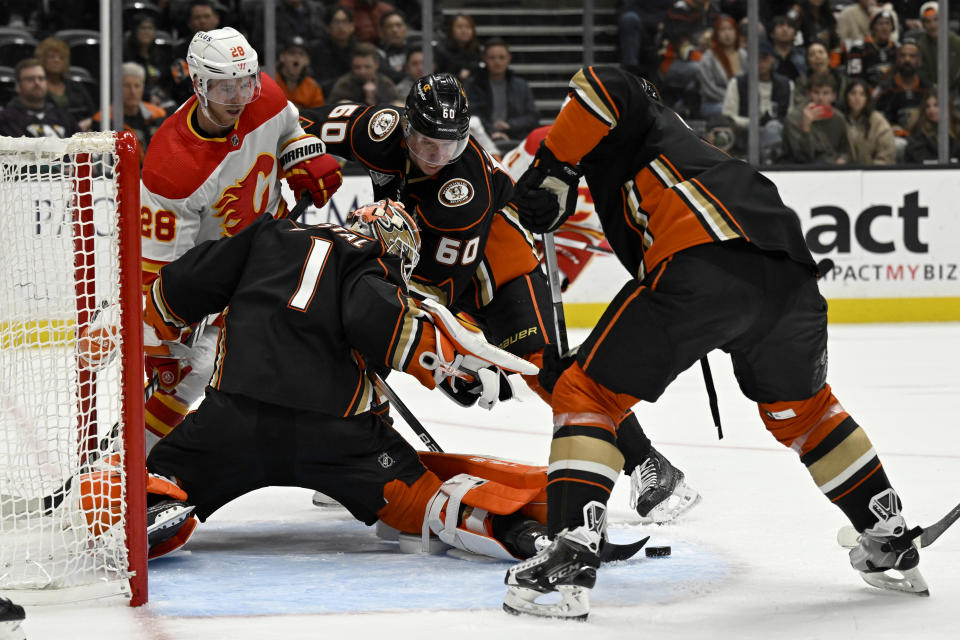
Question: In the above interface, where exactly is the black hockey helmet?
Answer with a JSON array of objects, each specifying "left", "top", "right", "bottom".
[{"left": 402, "top": 73, "right": 471, "bottom": 168}]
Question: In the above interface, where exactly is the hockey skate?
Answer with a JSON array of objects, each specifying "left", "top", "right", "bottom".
[
  {"left": 849, "top": 489, "right": 928, "bottom": 596},
  {"left": 0, "top": 596, "right": 26, "bottom": 640},
  {"left": 503, "top": 502, "right": 605, "bottom": 620},
  {"left": 147, "top": 498, "right": 197, "bottom": 559},
  {"left": 630, "top": 448, "right": 701, "bottom": 524}
]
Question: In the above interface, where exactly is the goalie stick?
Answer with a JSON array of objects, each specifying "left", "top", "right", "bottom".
[{"left": 837, "top": 499, "right": 960, "bottom": 549}]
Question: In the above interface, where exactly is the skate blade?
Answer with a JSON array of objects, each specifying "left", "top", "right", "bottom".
[
  {"left": 503, "top": 585, "right": 590, "bottom": 620},
  {"left": 638, "top": 482, "right": 702, "bottom": 525},
  {"left": 311, "top": 491, "right": 344, "bottom": 508},
  {"left": 860, "top": 567, "right": 930, "bottom": 596}
]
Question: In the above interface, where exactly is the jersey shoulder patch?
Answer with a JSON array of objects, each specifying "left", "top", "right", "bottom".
[
  {"left": 368, "top": 108, "right": 400, "bottom": 141},
  {"left": 437, "top": 178, "right": 474, "bottom": 207}
]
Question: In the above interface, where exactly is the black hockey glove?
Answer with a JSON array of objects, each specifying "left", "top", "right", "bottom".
[
  {"left": 537, "top": 344, "right": 579, "bottom": 394},
  {"left": 513, "top": 141, "right": 582, "bottom": 234}
]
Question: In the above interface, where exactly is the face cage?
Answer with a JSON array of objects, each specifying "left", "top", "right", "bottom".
[
  {"left": 197, "top": 72, "right": 262, "bottom": 107},
  {"left": 384, "top": 234, "right": 420, "bottom": 283},
  {"left": 402, "top": 118, "right": 469, "bottom": 168}
]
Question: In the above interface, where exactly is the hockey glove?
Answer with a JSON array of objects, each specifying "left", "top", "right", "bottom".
[
  {"left": 279, "top": 135, "right": 343, "bottom": 208},
  {"left": 414, "top": 299, "right": 537, "bottom": 410},
  {"left": 143, "top": 320, "right": 197, "bottom": 393},
  {"left": 513, "top": 141, "right": 582, "bottom": 233}
]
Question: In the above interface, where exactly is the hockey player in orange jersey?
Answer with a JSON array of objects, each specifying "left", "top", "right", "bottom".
[
  {"left": 299, "top": 74, "right": 700, "bottom": 526},
  {"left": 503, "top": 66, "right": 928, "bottom": 619},
  {"left": 139, "top": 27, "right": 343, "bottom": 451}
]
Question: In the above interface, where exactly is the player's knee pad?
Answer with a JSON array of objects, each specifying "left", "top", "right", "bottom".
[
  {"left": 422, "top": 473, "right": 545, "bottom": 560},
  {"left": 552, "top": 362, "right": 639, "bottom": 429},
  {"left": 758, "top": 383, "right": 849, "bottom": 452}
]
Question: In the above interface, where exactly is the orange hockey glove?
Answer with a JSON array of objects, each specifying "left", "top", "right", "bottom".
[{"left": 279, "top": 135, "right": 343, "bottom": 208}]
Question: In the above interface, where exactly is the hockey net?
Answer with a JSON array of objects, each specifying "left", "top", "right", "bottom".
[{"left": 0, "top": 132, "right": 146, "bottom": 605}]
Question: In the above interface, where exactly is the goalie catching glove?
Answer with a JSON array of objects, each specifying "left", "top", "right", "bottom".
[
  {"left": 409, "top": 299, "right": 538, "bottom": 410},
  {"left": 513, "top": 140, "right": 582, "bottom": 233},
  {"left": 279, "top": 135, "right": 343, "bottom": 208}
]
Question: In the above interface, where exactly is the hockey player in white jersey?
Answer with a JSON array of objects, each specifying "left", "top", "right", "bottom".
[{"left": 139, "top": 27, "right": 343, "bottom": 450}]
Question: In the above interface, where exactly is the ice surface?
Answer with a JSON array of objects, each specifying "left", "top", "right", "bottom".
[{"left": 10, "top": 324, "right": 960, "bottom": 639}]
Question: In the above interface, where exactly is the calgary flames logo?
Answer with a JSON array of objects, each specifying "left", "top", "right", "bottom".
[{"left": 213, "top": 153, "right": 275, "bottom": 235}]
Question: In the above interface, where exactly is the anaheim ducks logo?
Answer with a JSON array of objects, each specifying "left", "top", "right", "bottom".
[
  {"left": 438, "top": 178, "right": 474, "bottom": 207},
  {"left": 368, "top": 108, "right": 399, "bottom": 141},
  {"left": 213, "top": 153, "right": 275, "bottom": 235}
]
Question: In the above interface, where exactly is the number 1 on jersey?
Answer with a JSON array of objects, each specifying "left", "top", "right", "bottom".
[{"left": 289, "top": 237, "right": 332, "bottom": 311}]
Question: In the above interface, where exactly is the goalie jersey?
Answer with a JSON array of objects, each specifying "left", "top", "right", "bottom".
[
  {"left": 298, "top": 104, "right": 527, "bottom": 310},
  {"left": 140, "top": 74, "right": 305, "bottom": 291},
  {"left": 544, "top": 66, "right": 817, "bottom": 280},
  {"left": 147, "top": 215, "right": 425, "bottom": 416}
]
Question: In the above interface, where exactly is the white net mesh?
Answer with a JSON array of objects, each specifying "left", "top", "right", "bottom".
[{"left": 0, "top": 132, "right": 134, "bottom": 602}]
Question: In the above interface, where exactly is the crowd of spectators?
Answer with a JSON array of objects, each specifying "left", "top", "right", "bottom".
[
  {"left": 3, "top": 0, "right": 960, "bottom": 166},
  {"left": 623, "top": 0, "right": 960, "bottom": 165}
]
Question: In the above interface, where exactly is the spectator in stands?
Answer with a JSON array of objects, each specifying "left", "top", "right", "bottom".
[
  {"left": 793, "top": 41, "right": 845, "bottom": 109},
  {"left": 796, "top": 0, "right": 843, "bottom": 59},
  {"left": 253, "top": 0, "right": 327, "bottom": 54},
  {"left": 784, "top": 71, "right": 852, "bottom": 164},
  {"left": 394, "top": 48, "right": 424, "bottom": 97},
  {"left": 327, "top": 41, "right": 398, "bottom": 105},
  {"left": 618, "top": 0, "right": 673, "bottom": 79},
  {"left": 311, "top": 6, "right": 357, "bottom": 97},
  {"left": 696, "top": 14, "right": 746, "bottom": 117},
  {"left": 91, "top": 63, "right": 166, "bottom": 163},
  {"left": 35, "top": 37, "right": 94, "bottom": 128},
  {"left": 770, "top": 15, "right": 807, "bottom": 81},
  {"left": 167, "top": 0, "right": 221, "bottom": 107},
  {"left": 124, "top": 14, "right": 171, "bottom": 106},
  {"left": 846, "top": 9, "right": 900, "bottom": 89},
  {"left": 842, "top": 77, "right": 896, "bottom": 164},
  {"left": 275, "top": 36, "right": 325, "bottom": 109},
  {"left": 0, "top": 58, "right": 79, "bottom": 138},
  {"left": 339, "top": 0, "right": 395, "bottom": 45},
  {"left": 377, "top": 10, "right": 416, "bottom": 83},
  {"left": 466, "top": 38, "right": 539, "bottom": 144},
  {"left": 905, "top": 92, "right": 960, "bottom": 162},
  {"left": 837, "top": 0, "right": 901, "bottom": 46},
  {"left": 435, "top": 13, "right": 482, "bottom": 82},
  {"left": 721, "top": 39, "right": 792, "bottom": 163},
  {"left": 875, "top": 38, "right": 929, "bottom": 142},
  {"left": 660, "top": 0, "right": 720, "bottom": 115},
  {"left": 916, "top": 2, "right": 960, "bottom": 94}
]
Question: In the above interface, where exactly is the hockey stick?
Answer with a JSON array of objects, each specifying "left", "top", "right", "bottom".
[
  {"left": 837, "top": 500, "right": 960, "bottom": 549},
  {"left": 288, "top": 193, "right": 312, "bottom": 222},
  {"left": 370, "top": 372, "right": 443, "bottom": 453},
  {"left": 541, "top": 232, "right": 569, "bottom": 354},
  {"left": 553, "top": 235, "right": 614, "bottom": 255}
]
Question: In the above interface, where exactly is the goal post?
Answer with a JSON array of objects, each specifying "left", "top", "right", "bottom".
[{"left": 0, "top": 131, "right": 147, "bottom": 605}]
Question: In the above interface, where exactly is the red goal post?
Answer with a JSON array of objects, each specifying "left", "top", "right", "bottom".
[{"left": 0, "top": 131, "right": 147, "bottom": 605}]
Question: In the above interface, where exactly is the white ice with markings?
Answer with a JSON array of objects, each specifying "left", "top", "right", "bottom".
[{"left": 11, "top": 324, "right": 960, "bottom": 639}]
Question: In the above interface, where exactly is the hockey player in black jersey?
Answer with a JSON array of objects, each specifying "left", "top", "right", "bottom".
[
  {"left": 504, "top": 65, "right": 927, "bottom": 619},
  {"left": 298, "top": 73, "right": 700, "bottom": 526},
  {"left": 105, "top": 201, "right": 566, "bottom": 563}
]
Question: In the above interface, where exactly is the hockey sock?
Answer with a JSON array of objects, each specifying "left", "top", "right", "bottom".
[
  {"left": 145, "top": 391, "right": 190, "bottom": 440},
  {"left": 760, "top": 385, "right": 897, "bottom": 532},
  {"left": 616, "top": 411, "right": 652, "bottom": 475}
]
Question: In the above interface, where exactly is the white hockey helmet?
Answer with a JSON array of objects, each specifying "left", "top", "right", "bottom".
[{"left": 187, "top": 27, "right": 261, "bottom": 108}]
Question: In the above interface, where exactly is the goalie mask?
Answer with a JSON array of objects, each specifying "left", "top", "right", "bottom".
[
  {"left": 187, "top": 27, "right": 261, "bottom": 121},
  {"left": 402, "top": 73, "right": 470, "bottom": 172},
  {"left": 348, "top": 200, "right": 422, "bottom": 283}
]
